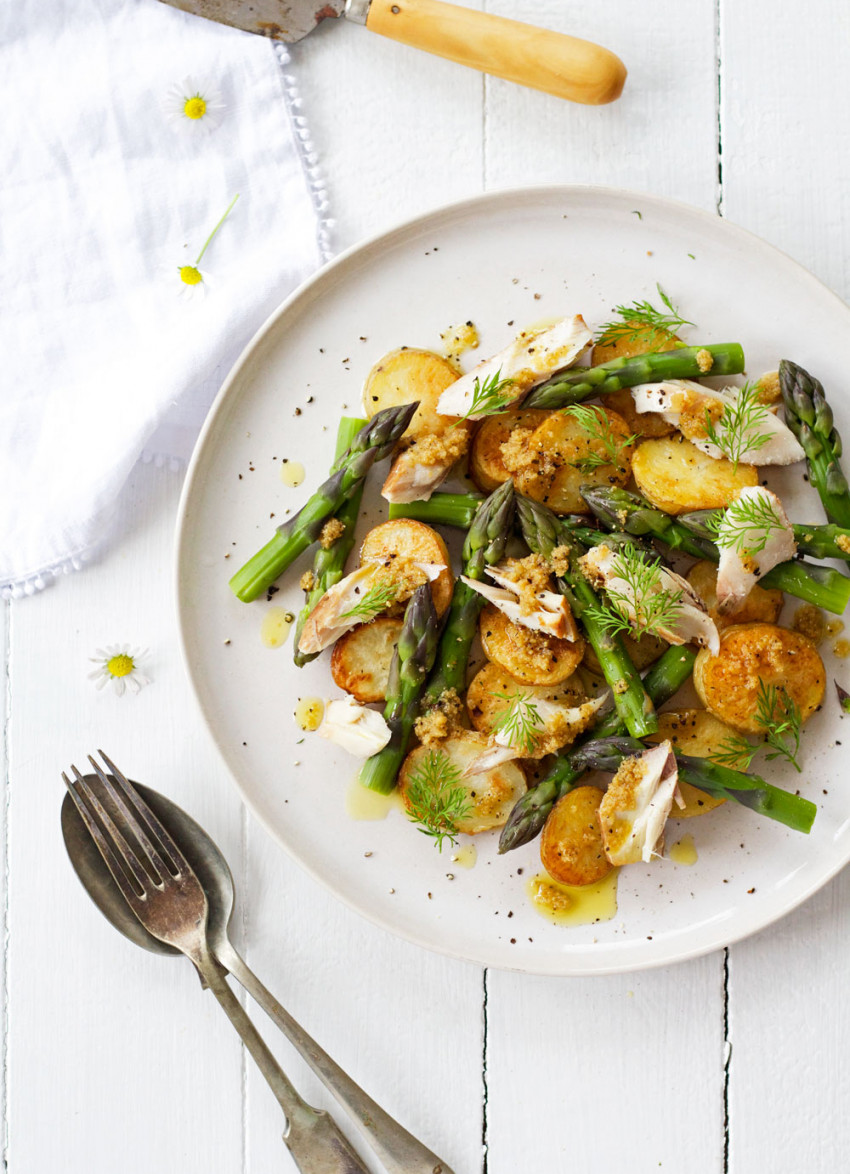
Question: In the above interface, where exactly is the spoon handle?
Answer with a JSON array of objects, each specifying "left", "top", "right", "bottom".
[
  {"left": 196, "top": 948, "right": 371, "bottom": 1174},
  {"left": 219, "top": 942, "right": 455, "bottom": 1174}
]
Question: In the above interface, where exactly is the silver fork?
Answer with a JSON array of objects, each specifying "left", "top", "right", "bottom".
[{"left": 63, "top": 754, "right": 371, "bottom": 1174}]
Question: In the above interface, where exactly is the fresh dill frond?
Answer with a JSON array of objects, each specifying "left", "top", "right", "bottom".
[
  {"left": 452, "top": 368, "right": 515, "bottom": 423},
  {"left": 703, "top": 383, "right": 773, "bottom": 472},
  {"left": 404, "top": 750, "right": 472, "bottom": 851},
  {"left": 757, "top": 681, "right": 802, "bottom": 772},
  {"left": 710, "top": 681, "right": 802, "bottom": 772},
  {"left": 492, "top": 691, "right": 544, "bottom": 755},
  {"left": 562, "top": 404, "right": 640, "bottom": 472},
  {"left": 584, "top": 547, "right": 684, "bottom": 640},
  {"left": 706, "top": 492, "right": 786, "bottom": 557},
  {"left": 710, "top": 734, "right": 758, "bottom": 771},
  {"left": 340, "top": 580, "right": 398, "bottom": 620},
  {"left": 595, "top": 284, "right": 694, "bottom": 348}
]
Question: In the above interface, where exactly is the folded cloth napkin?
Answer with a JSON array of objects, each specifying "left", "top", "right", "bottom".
[{"left": 0, "top": 0, "right": 326, "bottom": 597}]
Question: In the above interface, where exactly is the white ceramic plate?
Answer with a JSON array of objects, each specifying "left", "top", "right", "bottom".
[{"left": 176, "top": 186, "right": 850, "bottom": 976}]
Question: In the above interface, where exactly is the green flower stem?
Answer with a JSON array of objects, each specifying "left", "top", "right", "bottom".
[{"left": 389, "top": 492, "right": 485, "bottom": 530}]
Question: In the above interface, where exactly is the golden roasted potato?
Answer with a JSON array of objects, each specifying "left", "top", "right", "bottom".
[
  {"left": 687, "top": 559, "right": 784, "bottom": 631},
  {"left": 469, "top": 407, "right": 552, "bottom": 492},
  {"left": 583, "top": 629, "right": 667, "bottom": 676},
  {"left": 503, "top": 407, "right": 634, "bottom": 514},
  {"left": 648, "top": 709, "right": 736, "bottom": 817},
  {"left": 631, "top": 434, "right": 759, "bottom": 514},
  {"left": 359, "top": 519, "right": 454, "bottom": 615},
  {"left": 398, "top": 732, "right": 526, "bottom": 834},
  {"left": 593, "top": 325, "right": 678, "bottom": 439},
  {"left": 330, "top": 617, "right": 402, "bottom": 703},
  {"left": 693, "top": 622, "right": 825, "bottom": 734},
  {"left": 540, "top": 785, "right": 612, "bottom": 886},
  {"left": 465, "top": 662, "right": 586, "bottom": 738},
  {"left": 362, "top": 348, "right": 464, "bottom": 441},
  {"left": 479, "top": 603, "right": 585, "bottom": 686}
]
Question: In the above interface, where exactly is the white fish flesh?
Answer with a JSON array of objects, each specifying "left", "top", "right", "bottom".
[
  {"left": 715, "top": 487, "right": 797, "bottom": 612},
  {"left": 599, "top": 741, "right": 680, "bottom": 865},
  {"left": 436, "top": 315, "right": 592, "bottom": 419},
  {"left": 317, "top": 697, "right": 392, "bottom": 758},
  {"left": 460, "top": 565, "right": 579, "bottom": 641}
]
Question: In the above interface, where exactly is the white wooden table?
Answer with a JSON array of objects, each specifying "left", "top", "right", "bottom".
[{"left": 6, "top": 3, "right": 850, "bottom": 1171}]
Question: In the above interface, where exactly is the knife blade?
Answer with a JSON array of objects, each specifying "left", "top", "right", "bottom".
[{"left": 157, "top": 0, "right": 626, "bottom": 105}]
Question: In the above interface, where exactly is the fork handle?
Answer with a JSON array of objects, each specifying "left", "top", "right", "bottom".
[
  {"left": 196, "top": 950, "right": 371, "bottom": 1174},
  {"left": 218, "top": 941, "right": 455, "bottom": 1174}
]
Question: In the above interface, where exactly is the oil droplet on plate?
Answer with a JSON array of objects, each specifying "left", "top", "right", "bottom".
[
  {"left": 826, "top": 619, "right": 845, "bottom": 639},
  {"left": 668, "top": 833, "right": 698, "bottom": 866},
  {"left": 526, "top": 870, "right": 619, "bottom": 927},
  {"left": 260, "top": 606, "right": 294, "bottom": 649},
  {"left": 280, "top": 459, "right": 305, "bottom": 488},
  {"left": 792, "top": 604, "right": 825, "bottom": 646},
  {"left": 441, "top": 321, "right": 480, "bottom": 370},
  {"left": 834, "top": 638, "right": 850, "bottom": 659},
  {"left": 346, "top": 779, "right": 404, "bottom": 821},
  {"left": 294, "top": 696, "right": 324, "bottom": 731},
  {"left": 450, "top": 844, "right": 477, "bottom": 870}
]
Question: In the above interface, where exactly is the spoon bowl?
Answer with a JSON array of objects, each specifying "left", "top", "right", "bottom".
[{"left": 62, "top": 776, "right": 236, "bottom": 959}]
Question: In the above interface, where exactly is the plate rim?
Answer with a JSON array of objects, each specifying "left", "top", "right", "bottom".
[{"left": 174, "top": 182, "right": 850, "bottom": 976}]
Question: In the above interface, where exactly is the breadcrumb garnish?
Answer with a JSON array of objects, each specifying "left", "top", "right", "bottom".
[{"left": 319, "top": 518, "right": 346, "bottom": 549}]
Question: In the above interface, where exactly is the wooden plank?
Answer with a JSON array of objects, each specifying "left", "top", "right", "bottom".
[
  {"left": 291, "top": 1, "right": 486, "bottom": 245},
  {"left": 246, "top": 19, "right": 490, "bottom": 1174},
  {"left": 720, "top": 3, "right": 850, "bottom": 1170},
  {"left": 0, "top": 598, "right": 7, "bottom": 1154},
  {"left": 5, "top": 466, "right": 245, "bottom": 1174},
  {"left": 483, "top": 0, "right": 720, "bottom": 212},
  {"left": 487, "top": 959, "right": 726, "bottom": 1172},
  {"left": 483, "top": 4, "right": 727, "bottom": 1172}
]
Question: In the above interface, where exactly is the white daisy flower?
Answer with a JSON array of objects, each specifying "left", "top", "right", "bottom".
[
  {"left": 88, "top": 645, "right": 151, "bottom": 697},
  {"left": 165, "top": 194, "right": 238, "bottom": 301},
  {"left": 163, "top": 76, "right": 225, "bottom": 133}
]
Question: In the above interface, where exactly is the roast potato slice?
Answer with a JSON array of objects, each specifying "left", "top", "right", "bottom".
[
  {"left": 631, "top": 434, "right": 759, "bottom": 514},
  {"left": 540, "top": 785, "right": 612, "bottom": 886},
  {"left": 469, "top": 407, "right": 552, "bottom": 492},
  {"left": 359, "top": 518, "right": 454, "bottom": 615},
  {"left": 693, "top": 622, "right": 825, "bottom": 734},
  {"left": 479, "top": 603, "right": 585, "bottom": 686},
  {"left": 362, "top": 347, "right": 464, "bottom": 441},
  {"left": 687, "top": 559, "right": 784, "bottom": 631},
  {"left": 465, "top": 662, "right": 586, "bottom": 738},
  {"left": 330, "top": 617, "right": 402, "bottom": 703}
]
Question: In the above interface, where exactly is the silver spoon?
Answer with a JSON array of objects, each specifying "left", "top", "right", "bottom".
[{"left": 62, "top": 777, "right": 453, "bottom": 1174}]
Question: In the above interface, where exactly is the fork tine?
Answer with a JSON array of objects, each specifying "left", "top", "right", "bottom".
[
  {"left": 96, "top": 750, "right": 188, "bottom": 876},
  {"left": 87, "top": 755, "right": 172, "bottom": 882},
  {"left": 63, "top": 770, "right": 148, "bottom": 905}
]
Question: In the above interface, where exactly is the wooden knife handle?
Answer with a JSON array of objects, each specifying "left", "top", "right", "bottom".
[{"left": 363, "top": 0, "right": 626, "bottom": 105}]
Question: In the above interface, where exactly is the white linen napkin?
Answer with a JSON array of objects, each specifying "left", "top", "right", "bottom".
[{"left": 0, "top": 0, "right": 327, "bottom": 597}]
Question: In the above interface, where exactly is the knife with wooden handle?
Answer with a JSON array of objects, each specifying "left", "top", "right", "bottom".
[{"left": 158, "top": 0, "right": 626, "bottom": 105}]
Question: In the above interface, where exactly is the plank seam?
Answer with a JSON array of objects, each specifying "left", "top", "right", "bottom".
[
  {"left": 241, "top": 803, "right": 249, "bottom": 1174},
  {"left": 723, "top": 947, "right": 731, "bottom": 1173},
  {"left": 481, "top": 968, "right": 489, "bottom": 1173},
  {"left": 715, "top": 0, "right": 725, "bottom": 216},
  {"left": 2, "top": 601, "right": 10, "bottom": 1171}
]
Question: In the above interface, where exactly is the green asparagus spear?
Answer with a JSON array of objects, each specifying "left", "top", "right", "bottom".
[
  {"left": 779, "top": 360, "right": 850, "bottom": 528},
  {"left": 677, "top": 507, "right": 850, "bottom": 563},
  {"left": 515, "top": 494, "right": 658, "bottom": 739},
  {"left": 420, "top": 480, "right": 516, "bottom": 710},
  {"left": 389, "top": 492, "right": 485, "bottom": 530},
  {"left": 229, "top": 402, "right": 418, "bottom": 603},
  {"left": 569, "top": 736, "right": 816, "bottom": 834},
  {"left": 292, "top": 417, "right": 367, "bottom": 667},
  {"left": 498, "top": 646, "right": 696, "bottom": 854},
  {"left": 523, "top": 343, "right": 745, "bottom": 410},
  {"left": 358, "top": 585, "right": 442, "bottom": 795},
  {"left": 583, "top": 486, "right": 850, "bottom": 615}
]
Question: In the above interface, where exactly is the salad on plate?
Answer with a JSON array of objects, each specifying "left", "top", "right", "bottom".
[{"left": 226, "top": 289, "right": 850, "bottom": 914}]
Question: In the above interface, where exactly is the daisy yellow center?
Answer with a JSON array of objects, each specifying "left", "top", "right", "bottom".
[
  {"left": 183, "top": 96, "right": 207, "bottom": 120},
  {"left": 106, "top": 654, "right": 135, "bottom": 679},
  {"left": 179, "top": 265, "right": 203, "bottom": 286}
]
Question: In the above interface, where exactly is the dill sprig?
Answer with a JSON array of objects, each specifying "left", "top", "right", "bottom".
[
  {"left": 452, "top": 369, "right": 515, "bottom": 423},
  {"left": 595, "top": 284, "right": 694, "bottom": 348},
  {"left": 585, "top": 547, "right": 684, "bottom": 640},
  {"left": 706, "top": 492, "right": 786, "bottom": 558},
  {"left": 710, "top": 680, "right": 802, "bottom": 773},
  {"left": 491, "top": 691, "right": 544, "bottom": 755},
  {"left": 340, "top": 580, "right": 398, "bottom": 621},
  {"left": 404, "top": 749, "right": 472, "bottom": 851},
  {"left": 562, "top": 404, "right": 640, "bottom": 471},
  {"left": 703, "top": 383, "right": 773, "bottom": 472}
]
